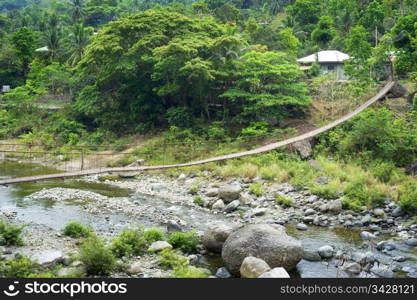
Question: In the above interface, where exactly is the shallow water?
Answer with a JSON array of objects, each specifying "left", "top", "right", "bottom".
[{"left": 1, "top": 160, "right": 416, "bottom": 278}]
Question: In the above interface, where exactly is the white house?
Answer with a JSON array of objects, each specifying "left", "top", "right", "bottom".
[{"left": 297, "top": 50, "right": 350, "bottom": 80}]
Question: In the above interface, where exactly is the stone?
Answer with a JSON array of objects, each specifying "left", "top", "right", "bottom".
[
  {"left": 369, "top": 225, "right": 381, "bottom": 232},
  {"left": 178, "top": 173, "right": 187, "bottom": 181},
  {"left": 167, "top": 221, "right": 182, "bottom": 233},
  {"left": 202, "top": 223, "right": 235, "bottom": 253},
  {"left": 127, "top": 262, "right": 143, "bottom": 275},
  {"left": 218, "top": 185, "right": 242, "bottom": 203},
  {"left": 405, "top": 238, "right": 417, "bottom": 247},
  {"left": 31, "top": 250, "right": 64, "bottom": 267},
  {"left": 393, "top": 256, "right": 407, "bottom": 262},
  {"left": 292, "top": 139, "right": 313, "bottom": 160},
  {"left": 212, "top": 200, "right": 225, "bottom": 211},
  {"left": 239, "top": 193, "right": 254, "bottom": 205},
  {"left": 343, "top": 262, "right": 362, "bottom": 275},
  {"left": 370, "top": 264, "right": 394, "bottom": 278},
  {"left": 352, "top": 252, "right": 377, "bottom": 264},
  {"left": 316, "top": 176, "right": 329, "bottom": 185},
  {"left": 205, "top": 188, "right": 219, "bottom": 197},
  {"left": 251, "top": 208, "right": 267, "bottom": 217},
  {"left": 259, "top": 267, "right": 290, "bottom": 278},
  {"left": 376, "top": 241, "right": 396, "bottom": 251},
  {"left": 215, "top": 267, "right": 232, "bottom": 278},
  {"left": 392, "top": 207, "right": 404, "bottom": 217},
  {"left": 318, "top": 245, "right": 334, "bottom": 259},
  {"left": 222, "top": 224, "right": 303, "bottom": 275},
  {"left": 373, "top": 208, "right": 385, "bottom": 217},
  {"left": 360, "top": 231, "right": 376, "bottom": 240},
  {"left": 308, "top": 160, "right": 322, "bottom": 169},
  {"left": 239, "top": 257, "right": 271, "bottom": 278},
  {"left": 304, "top": 209, "right": 316, "bottom": 216},
  {"left": 361, "top": 214, "right": 372, "bottom": 224},
  {"left": 296, "top": 223, "right": 308, "bottom": 231},
  {"left": 303, "top": 250, "right": 322, "bottom": 261},
  {"left": 224, "top": 200, "right": 240, "bottom": 213},
  {"left": 148, "top": 241, "right": 173, "bottom": 252},
  {"left": 327, "top": 199, "right": 342, "bottom": 213}
]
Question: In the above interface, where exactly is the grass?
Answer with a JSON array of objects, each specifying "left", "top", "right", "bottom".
[
  {"left": 249, "top": 183, "right": 265, "bottom": 197},
  {"left": 158, "top": 249, "right": 209, "bottom": 278},
  {"left": 193, "top": 196, "right": 204, "bottom": 206},
  {"left": 167, "top": 231, "right": 200, "bottom": 253},
  {"left": 275, "top": 194, "right": 294, "bottom": 207},
  {"left": 63, "top": 222, "right": 92, "bottom": 238},
  {"left": 0, "top": 220, "right": 24, "bottom": 246},
  {"left": 79, "top": 235, "right": 116, "bottom": 276}
]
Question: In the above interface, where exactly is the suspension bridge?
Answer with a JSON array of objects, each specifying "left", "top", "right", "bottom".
[{"left": 0, "top": 80, "right": 396, "bottom": 186}]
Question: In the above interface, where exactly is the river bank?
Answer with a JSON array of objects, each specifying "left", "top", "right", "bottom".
[{"left": 1, "top": 160, "right": 417, "bottom": 278}]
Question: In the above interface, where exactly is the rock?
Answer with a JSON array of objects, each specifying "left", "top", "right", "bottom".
[
  {"left": 167, "top": 221, "right": 182, "bottom": 233},
  {"left": 127, "top": 262, "right": 143, "bottom": 275},
  {"left": 352, "top": 252, "right": 377, "bottom": 264},
  {"left": 376, "top": 241, "right": 396, "bottom": 251},
  {"left": 292, "top": 139, "right": 313, "bottom": 160},
  {"left": 316, "top": 176, "right": 329, "bottom": 185},
  {"left": 203, "top": 223, "right": 235, "bottom": 253},
  {"left": 405, "top": 238, "right": 417, "bottom": 247},
  {"left": 259, "top": 267, "right": 290, "bottom": 278},
  {"left": 304, "top": 208, "right": 316, "bottom": 216},
  {"left": 318, "top": 245, "right": 334, "bottom": 259},
  {"left": 239, "top": 193, "right": 254, "bottom": 205},
  {"left": 218, "top": 185, "right": 242, "bottom": 203},
  {"left": 239, "top": 257, "right": 271, "bottom": 278},
  {"left": 370, "top": 264, "right": 394, "bottom": 278},
  {"left": 303, "top": 250, "right": 322, "bottom": 261},
  {"left": 360, "top": 231, "right": 376, "bottom": 240},
  {"left": 222, "top": 224, "right": 303, "bottom": 275},
  {"left": 373, "top": 208, "right": 385, "bottom": 217},
  {"left": 212, "top": 200, "right": 225, "bottom": 211},
  {"left": 272, "top": 183, "right": 296, "bottom": 194},
  {"left": 308, "top": 160, "right": 322, "bottom": 169},
  {"left": 215, "top": 267, "right": 232, "bottom": 278},
  {"left": 31, "top": 250, "right": 64, "bottom": 267},
  {"left": 392, "top": 207, "right": 404, "bottom": 217},
  {"left": 369, "top": 225, "right": 381, "bottom": 231},
  {"left": 343, "top": 262, "right": 362, "bottom": 275},
  {"left": 361, "top": 214, "right": 372, "bottom": 224},
  {"left": 251, "top": 208, "right": 267, "bottom": 217},
  {"left": 224, "top": 200, "right": 240, "bottom": 213},
  {"left": 406, "top": 162, "right": 417, "bottom": 176},
  {"left": 178, "top": 173, "right": 187, "bottom": 181},
  {"left": 296, "top": 223, "right": 308, "bottom": 231},
  {"left": 205, "top": 188, "right": 219, "bottom": 197},
  {"left": 393, "top": 256, "right": 407, "bottom": 262},
  {"left": 387, "top": 82, "right": 408, "bottom": 98},
  {"left": 148, "top": 241, "right": 173, "bottom": 252},
  {"left": 327, "top": 199, "right": 342, "bottom": 213},
  {"left": 57, "top": 267, "right": 85, "bottom": 277}
]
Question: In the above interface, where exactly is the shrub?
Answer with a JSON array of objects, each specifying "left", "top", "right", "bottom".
[
  {"left": 398, "top": 182, "right": 417, "bottom": 214},
  {"left": 371, "top": 161, "right": 395, "bottom": 183},
  {"left": 188, "top": 182, "right": 200, "bottom": 195},
  {"left": 171, "top": 266, "right": 210, "bottom": 278},
  {"left": 158, "top": 249, "right": 188, "bottom": 270},
  {"left": 79, "top": 235, "right": 116, "bottom": 276},
  {"left": 167, "top": 231, "right": 200, "bottom": 253},
  {"left": 241, "top": 121, "right": 269, "bottom": 136},
  {"left": 249, "top": 183, "right": 265, "bottom": 197},
  {"left": 275, "top": 194, "right": 294, "bottom": 207},
  {"left": 342, "top": 180, "right": 387, "bottom": 211},
  {"left": 143, "top": 228, "right": 165, "bottom": 244},
  {"left": 166, "top": 107, "right": 193, "bottom": 129},
  {"left": 63, "top": 222, "right": 92, "bottom": 238},
  {"left": 193, "top": 196, "right": 204, "bottom": 206},
  {"left": 0, "top": 220, "right": 24, "bottom": 246},
  {"left": 0, "top": 255, "right": 37, "bottom": 278},
  {"left": 311, "top": 181, "right": 342, "bottom": 199},
  {"left": 111, "top": 227, "right": 147, "bottom": 258}
]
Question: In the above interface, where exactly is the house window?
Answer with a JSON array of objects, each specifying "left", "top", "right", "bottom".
[{"left": 328, "top": 65, "right": 335, "bottom": 71}]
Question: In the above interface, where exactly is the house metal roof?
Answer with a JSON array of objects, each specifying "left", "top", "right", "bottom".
[{"left": 297, "top": 50, "right": 350, "bottom": 63}]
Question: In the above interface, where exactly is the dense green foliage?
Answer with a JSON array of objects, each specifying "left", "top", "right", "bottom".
[
  {"left": 79, "top": 234, "right": 116, "bottom": 275},
  {"left": 0, "top": 219, "right": 24, "bottom": 246},
  {"left": 63, "top": 221, "right": 92, "bottom": 238}
]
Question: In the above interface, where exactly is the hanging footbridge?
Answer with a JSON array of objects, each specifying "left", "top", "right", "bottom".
[{"left": 0, "top": 80, "right": 396, "bottom": 186}]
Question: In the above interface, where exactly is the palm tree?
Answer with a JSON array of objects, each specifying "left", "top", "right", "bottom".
[
  {"left": 71, "top": 0, "right": 85, "bottom": 24},
  {"left": 67, "top": 24, "right": 92, "bottom": 67},
  {"left": 44, "top": 13, "right": 63, "bottom": 61}
]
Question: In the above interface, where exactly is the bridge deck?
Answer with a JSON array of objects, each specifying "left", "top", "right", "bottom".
[{"left": 0, "top": 81, "right": 396, "bottom": 186}]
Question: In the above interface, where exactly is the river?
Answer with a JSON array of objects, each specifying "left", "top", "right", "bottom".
[{"left": 1, "top": 160, "right": 416, "bottom": 278}]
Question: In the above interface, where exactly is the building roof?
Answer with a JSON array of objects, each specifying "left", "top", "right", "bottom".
[
  {"left": 297, "top": 50, "right": 350, "bottom": 64},
  {"left": 35, "top": 46, "right": 49, "bottom": 52}
]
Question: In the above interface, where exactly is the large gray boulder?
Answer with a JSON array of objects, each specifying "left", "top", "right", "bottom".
[
  {"left": 202, "top": 223, "right": 235, "bottom": 253},
  {"left": 292, "top": 139, "right": 313, "bottom": 160},
  {"left": 218, "top": 185, "right": 242, "bottom": 203},
  {"left": 221, "top": 224, "right": 303, "bottom": 275}
]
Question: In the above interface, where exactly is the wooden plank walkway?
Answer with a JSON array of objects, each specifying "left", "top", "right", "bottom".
[{"left": 0, "top": 81, "right": 396, "bottom": 186}]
